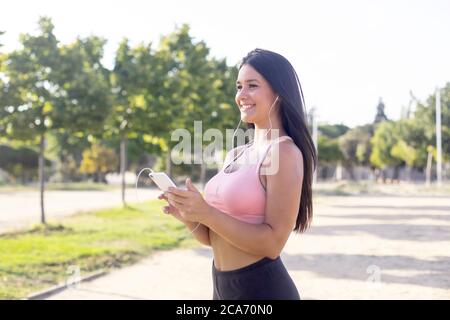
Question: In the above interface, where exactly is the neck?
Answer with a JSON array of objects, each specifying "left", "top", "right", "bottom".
[{"left": 253, "top": 116, "right": 286, "bottom": 146}]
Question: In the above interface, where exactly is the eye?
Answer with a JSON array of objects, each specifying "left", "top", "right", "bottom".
[{"left": 236, "top": 84, "right": 257, "bottom": 90}]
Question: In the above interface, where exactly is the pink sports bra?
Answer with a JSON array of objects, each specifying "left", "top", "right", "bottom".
[{"left": 204, "top": 136, "right": 293, "bottom": 224}]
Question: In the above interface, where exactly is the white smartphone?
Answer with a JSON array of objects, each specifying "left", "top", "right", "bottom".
[{"left": 148, "top": 172, "right": 177, "bottom": 192}]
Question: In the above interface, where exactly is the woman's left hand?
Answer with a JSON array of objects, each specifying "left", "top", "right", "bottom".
[{"left": 165, "top": 178, "right": 211, "bottom": 223}]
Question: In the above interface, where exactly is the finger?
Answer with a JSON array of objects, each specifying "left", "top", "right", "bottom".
[
  {"left": 159, "top": 193, "right": 168, "bottom": 200},
  {"left": 186, "top": 178, "right": 199, "bottom": 192},
  {"left": 168, "top": 192, "right": 189, "bottom": 203},
  {"left": 167, "top": 187, "right": 190, "bottom": 198},
  {"left": 162, "top": 205, "right": 175, "bottom": 214},
  {"left": 168, "top": 197, "right": 184, "bottom": 208}
]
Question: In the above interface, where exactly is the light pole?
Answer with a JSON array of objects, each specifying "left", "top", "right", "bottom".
[{"left": 436, "top": 87, "right": 442, "bottom": 186}]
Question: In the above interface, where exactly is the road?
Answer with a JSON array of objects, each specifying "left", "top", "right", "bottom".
[{"left": 0, "top": 187, "right": 161, "bottom": 233}]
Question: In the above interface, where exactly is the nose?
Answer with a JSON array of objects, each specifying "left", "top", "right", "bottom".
[{"left": 236, "top": 87, "right": 250, "bottom": 103}]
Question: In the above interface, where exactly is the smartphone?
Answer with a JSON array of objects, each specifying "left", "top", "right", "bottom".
[{"left": 148, "top": 172, "right": 177, "bottom": 192}]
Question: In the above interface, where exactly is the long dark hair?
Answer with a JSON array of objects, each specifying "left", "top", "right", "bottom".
[{"left": 239, "top": 48, "right": 317, "bottom": 233}]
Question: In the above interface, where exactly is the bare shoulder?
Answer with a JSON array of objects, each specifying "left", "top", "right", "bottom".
[
  {"left": 262, "top": 138, "right": 304, "bottom": 177},
  {"left": 280, "top": 139, "right": 303, "bottom": 164},
  {"left": 269, "top": 138, "right": 303, "bottom": 166}
]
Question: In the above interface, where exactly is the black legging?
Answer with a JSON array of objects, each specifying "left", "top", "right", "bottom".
[{"left": 212, "top": 256, "right": 300, "bottom": 300}]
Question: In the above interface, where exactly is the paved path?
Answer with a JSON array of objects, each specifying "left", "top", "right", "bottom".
[
  {"left": 0, "top": 188, "right": 161, "bottom": 233},
  {"left": 45, "top": 194, "right": 450, "bottom": 300}
]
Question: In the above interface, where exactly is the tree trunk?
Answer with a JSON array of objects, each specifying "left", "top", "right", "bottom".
[
  {"left": 120, "top": 136, "right": 127, "bottom": 207},
  {"left": 426, "top": 151, "right": 433, "bottom": 186},
  {"left": 406, "top": 166, "right": 412, "bottom": 182},
  {"left": 200, "top": 162, "right": 207, "bottom": 187},
  {"left": 39, "top": 133, "right": 46, "bottom": 225},
  {"left": 393, "top": 165, "right": 401, "bottom": 183},
  {"left": 344, "top": 164, "right": 355, "bottom": 180},
  {"left": 166, "top": 145, "right": 172, "bottom": 179},
  {"left": 61, "top": 153, "right": 68, "bottom": 183}
]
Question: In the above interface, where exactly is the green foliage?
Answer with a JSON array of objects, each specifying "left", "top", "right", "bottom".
[
  {"left": 370, "top": 121, "right": 401, "bottom": 168},
  {"left": 391, "top": 140, "right": 417, "bottom": 167},
  {"left": 0, "top": 17, "right": 60, "bottom": 141},
  {"left": 370, "top": 119, "right": 422, "bottom": 168},
  {"left": 79, "top": 143, "right": 118, "bottom": 176},
  {"left": 0, "top": 144, "right": 51, "bottom": 182},
  {"left": 53, "top": 36, "right": 111, "bottom": 136},
  {"left": 2, "top": 18, "right": 447, "bottom": 183},
  {"left": 318, "top": 136, "right": 343, "bottom": 165},
  {"left": 339, "top": 124, "right": 373, "bottom": 166},
  {"left": 319, "top": 124, "right": 349, "bottom": 139}
]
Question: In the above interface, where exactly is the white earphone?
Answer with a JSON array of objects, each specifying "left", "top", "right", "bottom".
[{"left": 265, "top": 95, "right": 280, "bottom": 139}]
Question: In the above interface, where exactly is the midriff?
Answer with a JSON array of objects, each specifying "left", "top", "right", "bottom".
[{"left": 209, "top": 229, "right": 266, "bottom": 271}]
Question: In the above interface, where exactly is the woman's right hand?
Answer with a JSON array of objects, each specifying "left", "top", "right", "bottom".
[{"left": 158, "top": 192, "right": 186, "bottom": 223}]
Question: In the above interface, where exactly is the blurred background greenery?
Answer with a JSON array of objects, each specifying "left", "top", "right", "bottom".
[{"left": 1, "top": 18, "right": 448, "bottom": 202}]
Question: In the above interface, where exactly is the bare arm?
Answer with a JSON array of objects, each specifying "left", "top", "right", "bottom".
[
  {"left": 159, "top": 193, "right": 211, "bottom": 246},
  {"left": 202, "top": 207, "right": 277, "bottom": 258},
  {"left": 184, "top": 221, "right": 211, "bottom": 246}
]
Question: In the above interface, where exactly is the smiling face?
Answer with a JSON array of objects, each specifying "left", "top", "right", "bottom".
[{"left": 235, "top": 64, "right": 280, "bottom": 126}]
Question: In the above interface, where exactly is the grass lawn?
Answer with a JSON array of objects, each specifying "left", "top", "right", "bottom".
[{"left": 0, "top": 200, "right": 198, "bottom": 299}]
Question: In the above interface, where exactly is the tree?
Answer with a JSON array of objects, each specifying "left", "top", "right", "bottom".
[
  {"left": 109, "top": 39, "right": 155, "bottom": 206},
  {"left": 370, "top": 121, "right": 404, "bottom": 182},
  {"left": 143, "top": 24, "right": 238, "bottom": 183},
  {"left": 338, "top": 124, "right": 373, "bottom": 180},
  {"left": 0, "top": 18, "right": 112, "bottom": 223},
  {"left": 151, "top": 25, "right": 204, "bottom": 178},
  {"left": 159, "top": 26, "right": 234, "bottom": 184},
  {"left": 52, "top": 36, "right": 112, "bottom": 182},
  {"left": 79, "top": 143, "right": 118, "bottom": 182},
  {"left": 0, "top": 17, "right": 61, "bottom": 224}
]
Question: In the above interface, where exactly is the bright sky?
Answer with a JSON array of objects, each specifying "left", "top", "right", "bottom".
[{"left": 1, "top": 0, "right": 449, "bottom": 127}]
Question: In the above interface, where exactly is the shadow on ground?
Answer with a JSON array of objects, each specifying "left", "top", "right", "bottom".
[
  {"left": 305, "top": 223, "right": 450, "bottom": 242},
  {"left": 281, "top": 252, "right": 450, "bottom": 290}
]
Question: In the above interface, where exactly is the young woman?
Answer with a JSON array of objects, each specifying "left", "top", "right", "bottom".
[{"left": 159, "top": 48, "right": 317, "bottom": 300}]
